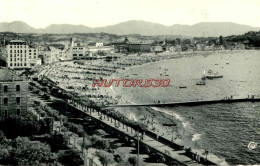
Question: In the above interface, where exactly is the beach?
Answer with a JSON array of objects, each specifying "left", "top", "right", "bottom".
[{"left": 45, "top": 50, "right": 260, "bottom": 164}]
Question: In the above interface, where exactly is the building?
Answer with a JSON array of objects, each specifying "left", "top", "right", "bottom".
[
  {"left": 69, "top": 38, "right": 89, "bottom": 60},
  {"left": 43, "top": 46, "right": 67, "bottom": 64},
  {"left": 96, "top": 43, "right": 103, "bottom": 47},
  {"left": 151, "top": 46, "right": 163, "bottom": 53},
  {"left": 0, "top": 67, "right": 28, "bottom": 117},
  {"left": 128, "top": 43, "right": 151, "bottom": 53},
  {"left": 71, "top": 44, "right": 87, "bottom": 60},
  {"left": 5, "top": 40, "right": 40, "bottom": 69}
]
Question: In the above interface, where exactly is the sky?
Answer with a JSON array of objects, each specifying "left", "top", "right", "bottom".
[{"left": 0, "top": 0, "right": 260, "bottom": 28}]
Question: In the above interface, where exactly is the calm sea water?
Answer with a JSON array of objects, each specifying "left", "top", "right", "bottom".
[{"left": 114, "top": 51, "right": 260, "bottom": 164}]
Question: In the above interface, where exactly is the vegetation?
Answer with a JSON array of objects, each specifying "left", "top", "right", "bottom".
[
  {"left": 0, "top": 111, "right": 41, "bottom": 138},
  {"left": 96, "top": 150, "right": 115, "bottom": 166},
  {"left": 0, "top": 133, "right": 56, "bottom": 166}
]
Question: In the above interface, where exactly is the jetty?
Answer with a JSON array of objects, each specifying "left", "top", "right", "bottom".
[{"left": 104, "top": 97, "right": 260, "bottom": 108}]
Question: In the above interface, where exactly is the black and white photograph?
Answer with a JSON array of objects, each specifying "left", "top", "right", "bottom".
[{"left": 0, "top": 0, "right": 260, "bottom": 165}]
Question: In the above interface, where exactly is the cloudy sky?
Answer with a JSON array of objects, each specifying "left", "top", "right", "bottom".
[{"left": 0, "top": 0, "right": 260, "bottom": 28}]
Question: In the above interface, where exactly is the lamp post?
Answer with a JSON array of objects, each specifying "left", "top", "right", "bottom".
[
  {"left": 205, "top": 150, "right": 209, "bottom": 166},
  {"left": 137, "top": 129, "right": 140, "bottom": 166}
]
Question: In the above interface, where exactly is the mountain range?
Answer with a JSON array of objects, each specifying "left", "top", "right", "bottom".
[{"left": 0, "top": 20, "right": 259, "bottom": 37}]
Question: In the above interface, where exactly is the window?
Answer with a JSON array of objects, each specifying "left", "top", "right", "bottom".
[
  {"left": 4, "top": 85, "right": 8, "bottom": 93},
  {"left": 24, "top": 63, "right": 27, "bottom": 66},
  {"left": 10, "top": 63, "right": 12, "bottom": 66},
  {"left": 73, "top": 54, "right": 77, "bottom": 56},
  {"left": 10, "top": 50, "right": 12, "bottom": 53},
  {"left": 10, "top": 46, "right": 12, "bottom": 48},
  {"left": 20, "top": 50, "right": 22, "bottom": 53},
  {"left": 17, "top": 109, "right": 21, "bottom": 116},
  {"left": 79, "top": 54, "right": 83, "bottom": 56},
  {"left": 25, "top": 50, "right": 26, "bottom": 53},
  {"left": 4, "top": 98, "right": 8, "bottom": 106},
  {"left": 10, "top": 58, "right": 12, "bottom": 61},
  {"left": 4, "top": 110, "right": 8, "bottom": 118},
  {"left": 16, "top": 97, "right": 20, "bottom": 105},
  {"left": 14, "top": 50, "right": 16, "bottom": 53},
  {"left": 29, "top": 50, "right": 31, "bottom": 52},
  {"left": 16, "top": 85, "right": 21, "bottom": 92}
]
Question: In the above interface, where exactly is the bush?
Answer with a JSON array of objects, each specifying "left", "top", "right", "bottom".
[
  {"left": 58, "top": 149, "right": 83, "bottom": 165},
  {"left": 128, "top": 156, "right": 137, "bottom": 166},
  {"left": 96, "top": 150, "right": 115, "bottom": 166},
  {"left": 90, "top": 135, "right": 110, "bottom": 150},
  {"left": 63, "top": 122, "right": 84, "bottom": 136}
]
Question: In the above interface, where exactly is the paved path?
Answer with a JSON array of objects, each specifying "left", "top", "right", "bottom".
[
  {"left": 71, "top": 103, "right": 214, "bottom": 166},
  {"left": 105, "top": 97, "right": 260, "bottom": 108}
]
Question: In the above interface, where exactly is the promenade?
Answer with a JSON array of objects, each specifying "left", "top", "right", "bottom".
[
  {"left": 105, "top": 97, "right": 260, "bottom": 108},
  {"left": 68, "top": 100, "right": 228, "bottom": 166}
]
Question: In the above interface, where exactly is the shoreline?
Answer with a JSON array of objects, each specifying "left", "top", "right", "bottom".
[
  {"left": 99, "top": 49, "right": 260, "bottom": 164},
  {"left": 100, "top": 50, "right": 259, "bottom": 162}
]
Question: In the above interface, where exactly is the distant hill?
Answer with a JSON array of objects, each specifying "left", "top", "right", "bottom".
[{"left": 1, "top": 20, "right": 259, "bottom": 37}]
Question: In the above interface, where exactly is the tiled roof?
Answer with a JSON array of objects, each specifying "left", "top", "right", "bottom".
[{"left": 0, "top": 67, "right": 23, "bottom": 82}]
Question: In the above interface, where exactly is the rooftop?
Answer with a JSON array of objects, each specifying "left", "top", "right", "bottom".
[
  {"left": 0, "top": 67, "right": 23, "bottom": 82},
  {"left": 10, "top": 40, "right": 25, "bottom": 43}
]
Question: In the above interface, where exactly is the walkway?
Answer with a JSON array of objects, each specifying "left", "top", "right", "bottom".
[
  {"left": 69, "top": 101, "right": 228, "bottom": 166},
  {"left": 105, "top": 97, "right": 260, "bottom": 108}
]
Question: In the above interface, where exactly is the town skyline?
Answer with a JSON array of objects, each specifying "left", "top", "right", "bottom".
[{"left": 0, "top": 0, "right": 260, "bottom": 28}]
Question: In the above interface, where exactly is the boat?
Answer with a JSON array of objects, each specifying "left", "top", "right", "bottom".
[
  {"left": 205, "top": 70, "right": 223, "bottom": 79},
  {"left": 201, "top": 70, "right": 206, "bottom": 80},
  {"left": 179, "top": 86, "right": 187, "bottom": 88},
  {"left": 197, "top": 70, "right": 206, "bottom": 85},
  {"left": 196, "top": 80, "right": 205, "bottom": 85}
]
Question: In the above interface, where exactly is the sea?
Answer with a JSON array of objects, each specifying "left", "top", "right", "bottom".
[{"left": 113, "top": 50, "right": 260, "bottom": 165}]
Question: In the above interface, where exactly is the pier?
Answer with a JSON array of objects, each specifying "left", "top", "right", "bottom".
[{"left": 104, "top": 97, "right": 260, "bottom": 108}]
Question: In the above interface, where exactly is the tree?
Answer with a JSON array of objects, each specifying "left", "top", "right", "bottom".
[
  {"left": 91, "top": 135, "right": 110, "bottom": 150},
  {"left": 96, "top": 150, "right": 115, "bottom": 166},
  {"left": 58, "top": 149, "right": 83, "bottom": 165},
  {"left": 48, "top": 133, "right": 69, "bottom": 152},
  {"left": 175, "top": 38, "right": 182, "bottom": 45},
  {"left": 0, "top": 111, "right": 41, "bottom": 138},
  {"left": 11, "top": 137, "right": 56, "bottom": 165},
  {"left": 219, "top": 36, "right": 224, "bottom": 44}
]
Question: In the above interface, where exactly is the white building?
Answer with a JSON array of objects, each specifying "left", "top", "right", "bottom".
[
  {"left": 5, "top": 40, "right": 40, "bottom": 69},
  {"left": 96, "top": 43, "right": 103, "bottom": 47}
]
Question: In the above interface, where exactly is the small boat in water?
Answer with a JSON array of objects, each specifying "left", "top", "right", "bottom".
[
  {"left": 197, "top": 70, "right": 206, "bottom": 85},
  {"left": 206, "top": 70, "right": 223, "bottom": 79},
  {"left": 179, "top": 86, "right": 187, "bottom": 88},
  {"left": 197, "top": 80, "right": 206, "bottom": 85}
]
